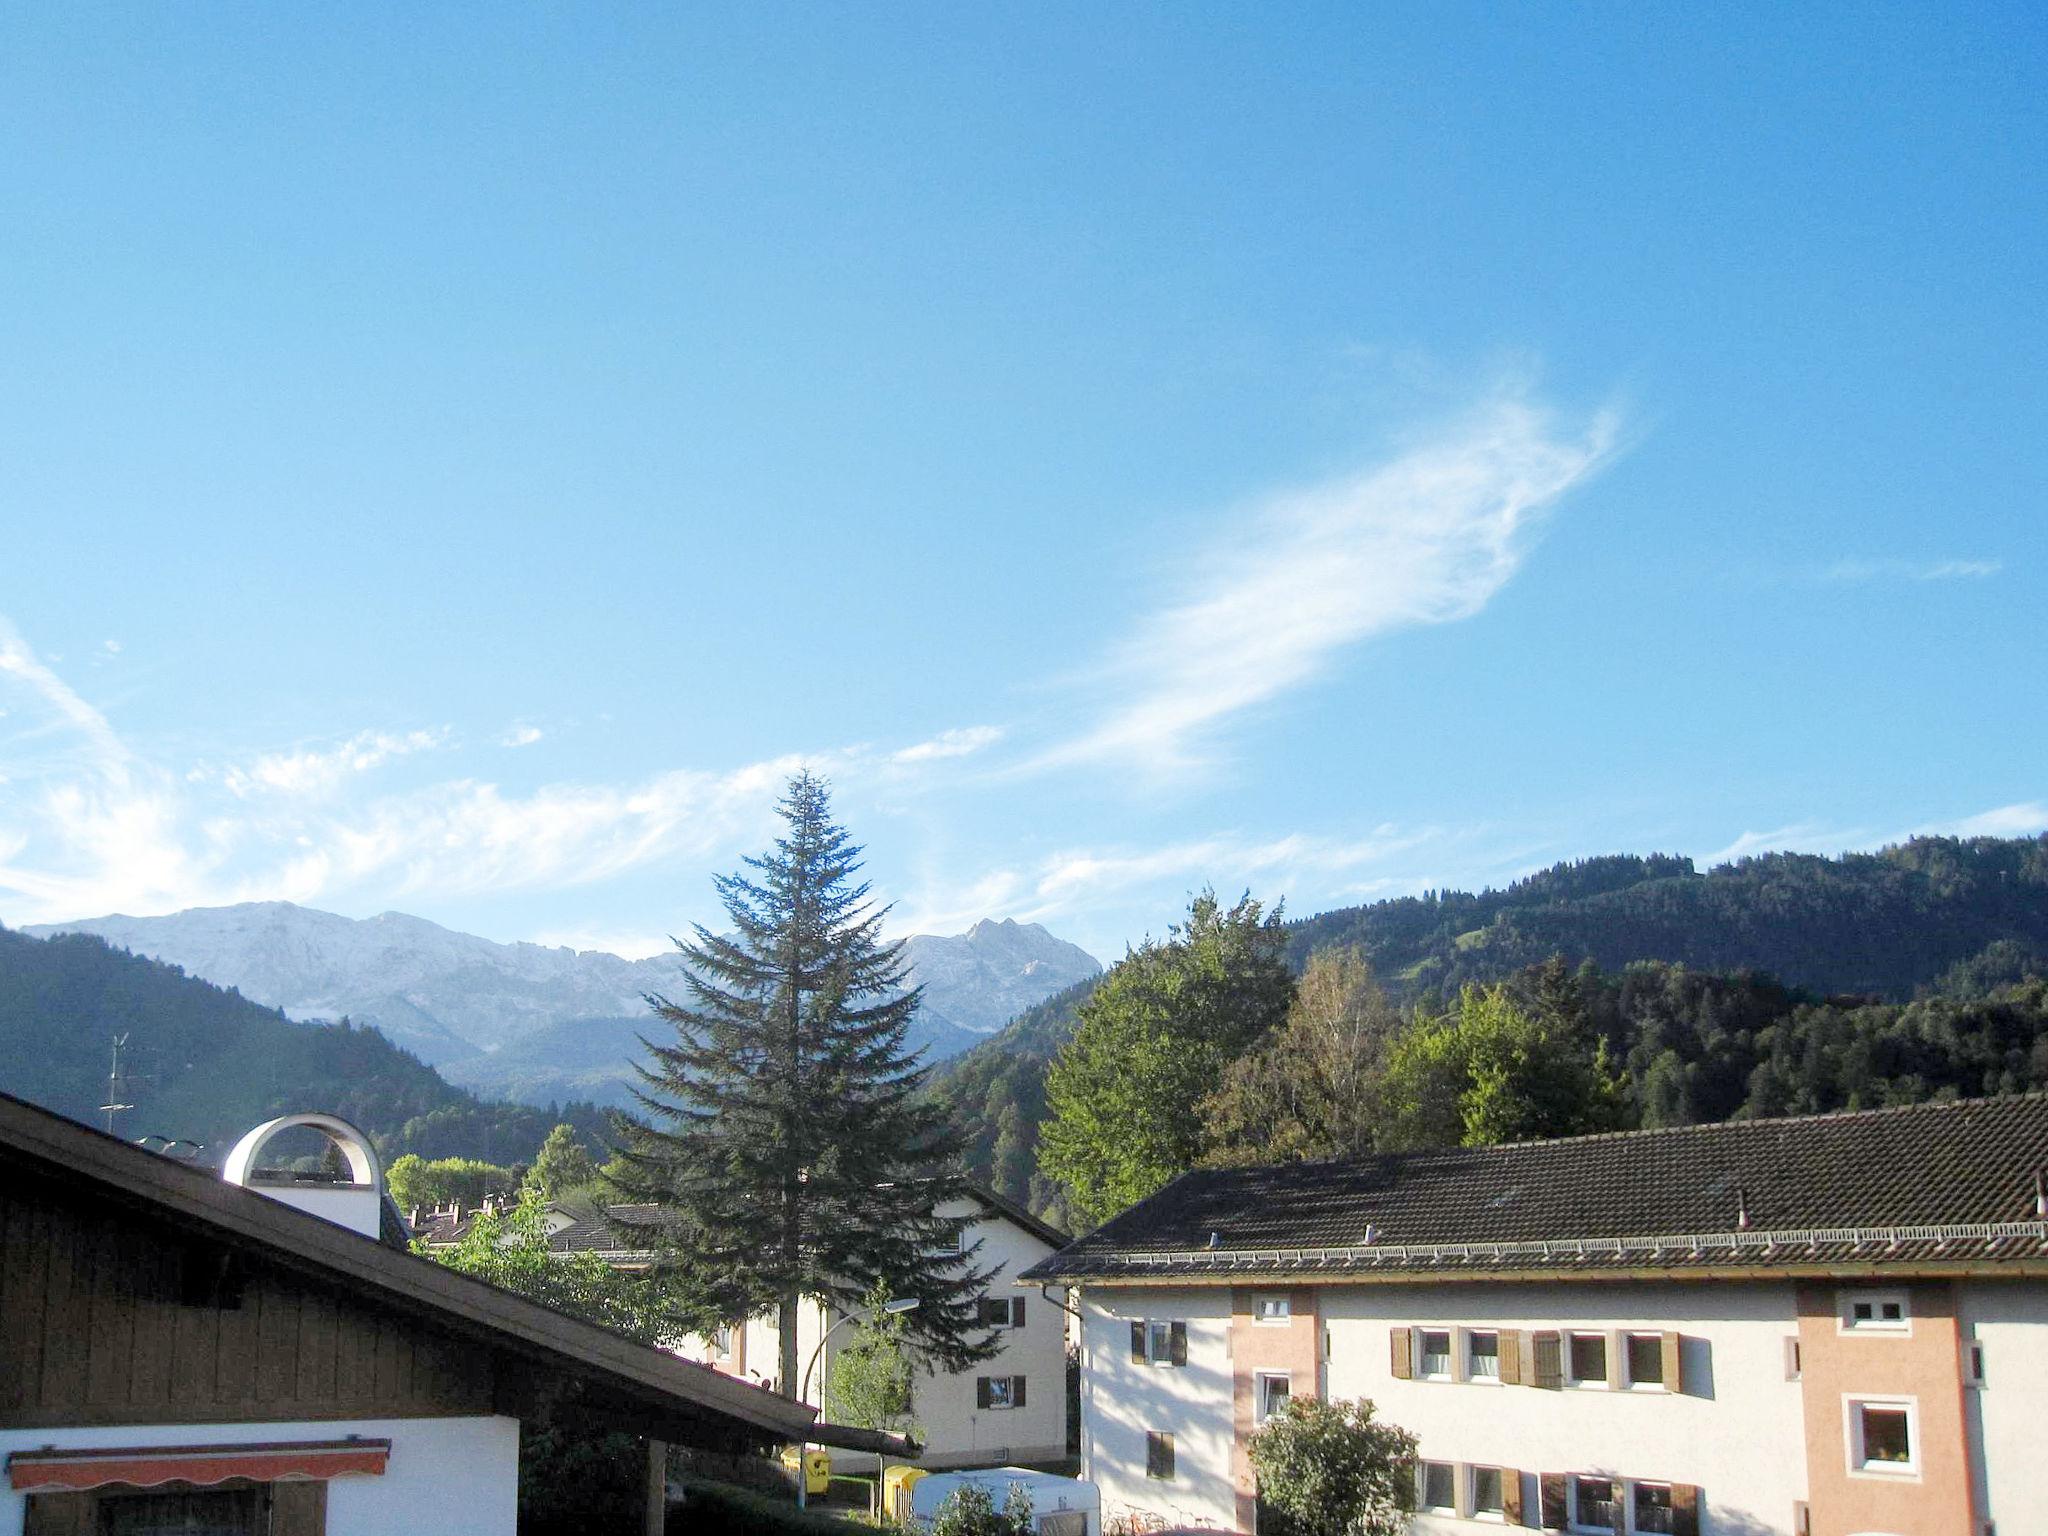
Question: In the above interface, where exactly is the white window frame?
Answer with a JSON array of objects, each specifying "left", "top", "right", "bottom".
[
  {"left": 1567, "top": 1474, "right": 1620, "bottom": 1534},
  {"left": 1144, "top": 1320, "right": 1174, "bottom": 1365},
  {"left": 1564, "top": 1329, "right": 1611, "bottom": 1389},
  {"left": 1623, "top": 1331, "right": 1669, "bottom": 1391},
  {"left": 1416, "top": 1325, "right": 1455, "bottom": 1381},
  {"left": 1838, "top": 1287, "right": 1912, "bottom": 1335},
  {"left": 1468, "top": 1464, "right": 1507, "bottom": 1523},
  {"left": 1463, "top": 1327, "right": 1503, "bottom": 1384},
  {"left": 1416, "top": 1459, "right": 1458, "bottom": 1516},
  {"left": 1254, "top": 1370, "right": 1292, "bottom": 1425},
  {"left": 983, "top": 1375, "right": 1018, "bottom": 1410},
  {"left": 1846, "top": 1395, "right": 1920, "bottom": 1478},
  {"left": 1253, "top": 1293, "right": 1291, "bottom": 1325}
]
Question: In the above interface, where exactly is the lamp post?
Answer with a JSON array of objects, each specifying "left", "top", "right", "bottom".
[{"left": 794, "top": 1296, "right": 918, "bottom": 1511}]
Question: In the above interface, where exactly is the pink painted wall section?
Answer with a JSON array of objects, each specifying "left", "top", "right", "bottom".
[
  {"left": 1229, "top": 1286, "right": 1321, "bottom": 1532},
  {"left": 1795, "top": 1280, "right": 1974, "bottom": 1536}
]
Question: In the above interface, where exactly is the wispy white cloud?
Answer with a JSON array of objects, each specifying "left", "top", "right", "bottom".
[
  {"left": 1701, "top": 800, "right": 2047, "bottom": 870},
  {"left": 1821, "top": 557, "right": 2003, "bottom": 584},
  {"left": 891, "top": 725, "right": 1003, "bottom": 765},
  {"left": 1913, "top": 801, "right": 2048, "bottom": 840},
  {"left": 501, "top": 725, "right": 545, "bottom": 749},
  {"left": 102, "top": 639, "right": 122, "bottom": 655},
  {"left": 1700, "top": 821, "right": 1870, "bottom": 868},
  {"left": 208, "top": 728, "right": 447, "bottom": 799},
  {"left": 1031, "top": 394, "right": 1618, "bottom": 774}
]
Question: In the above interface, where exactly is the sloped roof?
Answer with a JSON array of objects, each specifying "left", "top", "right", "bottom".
[
  {"left": 1023, "top": 1093, "right": 2048, "bottom": 1283},
  {"left": 0, "top": 1091, "right": 909, "bottom": 1456}
]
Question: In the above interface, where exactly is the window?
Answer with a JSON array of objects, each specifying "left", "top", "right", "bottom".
[
  {"left": 709, "top": 1324, "right": 734, "bottom": 1356},
  {"left": 982, "top": 1296, "right": 1026, "bottom": 1328},
  {"left": 1569, "top": 1476, "right": 1619, "bottom": 1533},
  {"left": 1146, "top": 1432, "right": 1175, "bottom": 1481},
  {"left": 1254, "top": 1293, "right": 1291, "bottom": 1324},
  {"left": 1567, "top": 1331, "right": 1609, "bottom": 1386},
  {"left": 1967, "top": 1340, "right": 1986, "bottom": 1387},
  {"left": 1784, "top": 1336, "right": 1803, "bottom": 1381},
  {"left": 1418, "top": 1461, "right": 1456, "bottom": 1515},
  {"left": 976, "top": 1374, "right": 1027, "bottom": 1410},
  {"left": 1840, "top": 1288, "right": 1910, "bottom": 1334},
  {"left": 1255, "top": 1371, "right": 1291, "bottom": 1424},
  {"left": 1466, "top": 1329, "right": 1501, "bottom": 1380},
  {"left": 1419, "top": 1328, "right": 1454, "bottom": 1379},
  {"left": 1632, "top": 1481, "right": 1676, "bottom": 1534},
  {"left": 1471, "top": 1465, "right": 1505, "bottom": 1520},
  {"left": 1133, "top": 1318, "right": 1186, "bottom": 1366},
  {"left": 1848, "top": 1397, "right": 1918, "bottom": 1476},
  {"left": 1626, "top": 1332, "right": 1666, "bottom": 1389}
]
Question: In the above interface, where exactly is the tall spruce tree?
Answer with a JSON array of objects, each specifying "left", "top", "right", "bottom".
[{"left": 611, "top": 772, "right": 996, "bottom": 1396}]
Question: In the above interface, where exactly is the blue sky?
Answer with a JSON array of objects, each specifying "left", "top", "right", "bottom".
[{"left": 2, "top": 3, "right": 2042, "bottom": 963}]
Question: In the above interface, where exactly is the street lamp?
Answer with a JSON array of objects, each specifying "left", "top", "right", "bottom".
[{"left": 794, "top": 1296, "right": 919, "bottom": 1510}]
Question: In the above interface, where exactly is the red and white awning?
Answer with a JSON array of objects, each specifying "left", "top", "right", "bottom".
[{"left": 6, "top": 1439, "right": 391, "bottom": 1493}]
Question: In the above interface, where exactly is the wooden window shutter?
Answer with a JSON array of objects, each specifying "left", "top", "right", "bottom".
[
  {"left": 272, "top": 1481, "right": 328, "bottom": 1536},
  {"left": 1501, "top": 1469, "right": 1524, "bottom": 1524},
  {"left": 1531, "top": 1330, "right": 1563, "bottom": 1390},
  {"left": 1389, "top": 1326, "right": 1413, "bottom": 1379},
  {"left": 1539, "top": 1473, "right": 1568, "bottom": 1530},
  {"left": 23, "top": 1494, "right": 93, "bottom": 1536},
  {"left": 1498, "top": 1330, "right": 1522, "bottom": 1385},
  {"left": 1013, "top": 1374, "right": 1028, "bottom": 1408},
  {"left": 1671, "top": 1483, "right": 1700, "bottom": 1536},
  {"left": 1014, "top": 1297, "right": 1026, "bottom": 1328},
  {"left": 1131, "top": 1321, "right": 1146, "bottom": 1363},
  {"left": 1169, "top": 1321, "right": 1188, "bottom": 1367},
  {"left": 976, "top": 1376, "right": 993, "bottom": 1409},
  {"left": 1662, "top": 1330, "right": 1684, "bottom": 1394}
]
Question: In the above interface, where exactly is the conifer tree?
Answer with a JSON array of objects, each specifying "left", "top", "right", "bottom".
[{"left": 611, "top": 772, "right": 996, "bottom": 1397}]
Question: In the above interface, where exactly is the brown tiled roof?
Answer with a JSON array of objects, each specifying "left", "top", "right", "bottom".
[{"left": 1022, "top": 1093, "right": 2048, "bottom": 1283}]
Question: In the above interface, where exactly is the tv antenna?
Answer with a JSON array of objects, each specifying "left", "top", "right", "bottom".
[{"left": 99, "top": 1032, "right": 139, "bottom": 1135}]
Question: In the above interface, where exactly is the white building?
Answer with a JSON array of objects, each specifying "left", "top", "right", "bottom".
[
  {"left": 1023, "top": 1093, "right": 2048, "bottom": 1536},
  {"left": 0, "top": 1094, "right": 907, "bottom": 1536},
  {"left": 415, "top": 1182, "right": 1073, "bottom": 1472}
]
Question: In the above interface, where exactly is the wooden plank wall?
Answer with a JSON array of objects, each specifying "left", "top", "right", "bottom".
[{"left": 0, "top": 1178, "right": 493, "bottom": 1429}]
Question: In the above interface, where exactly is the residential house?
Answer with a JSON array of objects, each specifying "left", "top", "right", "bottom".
[
  {"left": 0, "top": 1093, "right": 905, "bottom": 1536},
  {"left": 415, "top": 1183, "right": 1072, "bottom": 1472},
  {"left": 1021, "top": 1093, "right": 2048, "bottom": 1536}
]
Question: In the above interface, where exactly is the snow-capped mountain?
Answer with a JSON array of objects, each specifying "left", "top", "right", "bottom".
[{"left": 23, "top": 904, "right": 1100, "bottom": 1098}]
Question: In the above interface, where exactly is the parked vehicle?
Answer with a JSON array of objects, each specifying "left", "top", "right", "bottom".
[{"left": 888, "top": 1465, "right": 1101, "bottom": 1536}]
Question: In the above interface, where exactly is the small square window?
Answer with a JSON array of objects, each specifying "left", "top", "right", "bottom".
[
  {"left": 1568, "top": 1331, "right": 1608, "bottom": 1385},
  {"left": 1847, "top": 1397, "right": 1919, "bottom": 1477},
  {"left": 1571, "top": 1476, "right": 1618, "bottom": 1533},
  {"left": 1466, "top": 1329, "right": 1501, "bottom": 1380},
  {"left": 1419, "top": 1461, "right": 1456, "bottom": 1514},
  {"left": 1471, "top": 1465, "right": 1504, "bottom": 1518},
  {"left": 1146, "top": 1321, "right": 1172, "bottom": 1364},
  {"left": 1254, "top": 1294, "right": 1291, "bottom": 1324},
  {"left": 985, "top": 1376, "right": 1015, "bottom": 1409},
  {"left": 1419, "top": 1328, "right": 1453, "bottom": 1378},
  {"left": 1633, "top": 1482, "right": 1676, "bottom": 1534},
  {"left": 1146, "top": 1431, "right": 1175, "bottom": 1481},
  {"left": 1626, "top": 1333, "right": 1665, "bottom": 1388},
  {"left": 1255, "top": 1371, "right": 1291, "bottom": 1424},
  {"left": 1840, "top": 1288, "right": 1911, "bottom": 1334}
]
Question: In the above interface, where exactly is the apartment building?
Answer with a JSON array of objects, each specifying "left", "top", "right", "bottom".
[{"left": 1021, "top": 1093, "right": 2048, "bottom": 1536}]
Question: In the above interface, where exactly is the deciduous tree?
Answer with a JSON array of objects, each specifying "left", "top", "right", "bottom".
[{"left": 1248, "top": 1397, "right": 1417, "bottom": 1536}]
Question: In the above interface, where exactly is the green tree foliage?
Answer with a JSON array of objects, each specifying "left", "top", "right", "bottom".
[
  {"left": 0, "top": 926, "right": 608, "bottom": 1165},
  {"left": 1039, "top": 892, "right": 1293, "bottom": 1228},
  {"left": 1247, "top": 1397, "right": 1417, "bottom": 1536},
  {"left": 521, "top": 1122, "right": 599, "bottom": 1199},
  {"left": 1378, "top": 980, "right": 1623, "bottom": 1150},
  {"left": 824, "top": 1283, "right": 916, "bottom": 1437},
  {"left": 930, "top": 1482, "right": 1035, "bottom": 1536},
  {"left": 612, "top": 772, "right": 996, "bottom": 1395},
  {"left": 386, "top": 1153, "right": 518, "bottom": 1214},
  {"left": 1202, "top": 947, "right": 1399, "bottom": 1166}
]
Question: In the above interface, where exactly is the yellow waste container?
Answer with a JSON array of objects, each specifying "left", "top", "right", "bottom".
[
  {"left": 780, "top": 1446, "right": 831, "bottom": 1495},
  {"left": 883, "top": 1465, "right": 927, "bottom": 1521}
]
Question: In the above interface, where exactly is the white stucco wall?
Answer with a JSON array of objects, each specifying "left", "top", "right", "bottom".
[
  {"left": 1324, "top": 1281, "right": 1808, "bottom": 1536},
  {"left": 0, "top": 1415, "right": 519, "bottom": 1536},
  {"left": 1079, "top": 1287, "right": 1238, "bottom": 1530},
  {"left": 1958, "top": 1278, "right": 2048, "bottom": 1533}
]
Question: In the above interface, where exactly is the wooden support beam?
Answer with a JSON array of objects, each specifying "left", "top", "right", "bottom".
[{"left": 645, "top": 1438, "right": 667, "bottom": 1536}]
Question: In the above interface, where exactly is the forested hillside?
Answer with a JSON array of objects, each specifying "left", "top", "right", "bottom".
[
  {"left": 0, "top": 926, "right": 609, "bottom": 1165},
  {"left": 937, "top": 835, "right": 2048, "bottom": 1221}
]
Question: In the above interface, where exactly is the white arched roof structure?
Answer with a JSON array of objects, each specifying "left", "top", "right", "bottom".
[{"left": 222, "top": 1112, "right": 383, "bottom": 1190}]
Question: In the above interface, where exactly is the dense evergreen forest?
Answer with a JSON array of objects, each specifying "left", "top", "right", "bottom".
[
  {"left": 937, "top": 835, "right": 2048, "bottom": 1223},
  {"left": 0, "top": 925, "right": 609, "bottom": 1165}
]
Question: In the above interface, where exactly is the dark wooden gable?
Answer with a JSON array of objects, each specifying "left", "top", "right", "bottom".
[{"left": 0, "top": 1174, "right": 492, "bottom": 1431}]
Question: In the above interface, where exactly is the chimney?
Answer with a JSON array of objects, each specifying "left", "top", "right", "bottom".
[
  {"left": 2034, "top": 1170, "right": 2046, "bottom": 1220},
  {"left": 221, "top": 1114, "right": 387, "bottom": 1240}
]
